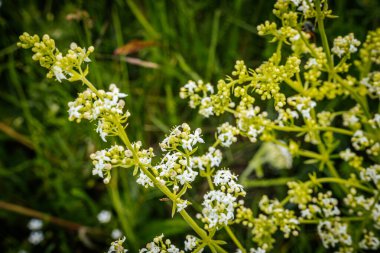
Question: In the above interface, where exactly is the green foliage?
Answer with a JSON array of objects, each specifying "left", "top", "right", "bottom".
[{"left": 1, "top": 0, "right": 380, "bottom": 253}]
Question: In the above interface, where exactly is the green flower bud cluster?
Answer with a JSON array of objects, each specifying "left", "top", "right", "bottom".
[
  {"left": 91, "top": 142, "right": 154, "bottom": 184},
  {"left": 68, "top": 84, "right": 130, "bottom": 142},
  {"left": 18, "top": 33, "right": 94, "bottom": 82},
  {"left": 159, "top": 123, "right": 204, "bottom": 152},
  {"left": 332, "top": 33, "right": 361, "bottom": 58},
  {"left": 235, "top": 195, "right": 299, "bottom": 251},
  {"left": 357, "top": 28, "right": 380, "bottom": 66},
  {"left": 287, "top": 181, "right": 313, "bottom": 208},
  {"left": 139, "top": 234, "right": 184, "bottom": 253}
]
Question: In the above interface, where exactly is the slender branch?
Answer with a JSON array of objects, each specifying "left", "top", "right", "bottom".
[
  {"left": 224, "top": 226, "right": 246, "bottom": 252},
  {"left": 0, "top": 200, "right": 100, "bottom": 234},
  {"left": 315, "top": 0, "right": 334, "bottom": 73},
  {"left": 243, "top": 177, "right": 295, "bottom": 188}
]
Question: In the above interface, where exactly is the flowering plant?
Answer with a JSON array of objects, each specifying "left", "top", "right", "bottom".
[{"left": 18, "top": 0, "right": 380, "bottom": 252}]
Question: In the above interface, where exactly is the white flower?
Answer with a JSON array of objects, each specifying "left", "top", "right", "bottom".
[
  {"left": 332, "top": 33, "right": 361, "bottom": 58},
  {"left": 96, "top": 119, "right": 108, "bottom": 142},
  {"left": 217, "top": 122, "right": 239, "bottom": 147},
  {"left": 177, "top": 200, "right": 189, "bottom": 212},
  {"left": 213, "top": 169, "right": 245, "bottom": 196},
  {"left": 247, "top": 126, "right": 264, "bottom": 143},
  {"left": 108, "top": 237, "right": 128, "bottom": 253},
  {"left": 199, "top": 97, "right": 214, "bottom": 118},
  {"left": 27, "top": 219, "right": 43, "bottom": 230},
  {"left": 184, "top": 235, "right": 201, "bottom": 252},
  {"left": 136, "top": 171, "right": 154, "bottom": 188},
  {"left": 359, "top": 230, "right": 380, "bottom": 250},
  {"left": 176, "top": 168, "right": 198, "bottom": 185},
  {"left": 52, "top": 65, "right": 67, "bottom": 82},
  {"left": 317, "top": 221, "right": 352, "bottom": 249},
  {"left": 97, "top": 210, "right": 112, "bottom": 223},
  {"left": 111, "top": 229, "right": 123, "bottom": 239},
  {"left": 360, "top": 164, "right": 380, "bottom": 185},
  {"left": 201, "top": 190, "right": 236, "bottom": 228},
  {"left": 352, "top": 130, "right": 370, "bottom": 150},
  {"left": 28, "top": 231, "right": 44, "bottom": 245},
  {"left": 287, "top": 96, "right": 316, "bottom": 120},
  {"left": 250, "top": 248, "right": 266, "bottom": 253},
  {"left": 67, "top": 104, "right": 83, "bottom": 120}
]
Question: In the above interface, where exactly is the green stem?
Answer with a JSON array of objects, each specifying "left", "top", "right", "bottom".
[
  {"left": 315, "top": 0, "right": 334, "bottom": 74},
  {"left": 299, "top": 216, "right": 364, "bottom": 224},
  {"left": 179, "top": 209, "right": 209, "bottom": 240},
  {"left": 297, "top": 149, "right": 323, "bottom": 160},
  {"left": 224, "top": 226, "right": 246, "bottom": 253},
  {"left": 334, "top": 75, "right": 371, "bottom": 118},
  {"left": 81, "top": 75, "right": 101, "bottom": 97},
  {"left": 271, "top": 124, "right": 352, "bottom": 136},
  {"left": 284, "top": 78, "right": 305, "bottom": 94},
  {"left": 315, "top": 126, "right": 353, "bottom": 135},
  {"left": 243, "top": 177, "right": 295, "bottom": 188},
  {"left": 310, "top": 177, "right": 373, "bottom": 193},
  {"left": 109, "top": 171, "right": 139, "bottom": 251}
]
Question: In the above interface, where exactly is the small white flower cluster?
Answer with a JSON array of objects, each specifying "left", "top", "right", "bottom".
[
  {"left": 344, "top": 188, "right": 380, "bottom": 229},
  {"left": 91, "top": 142, "right": 154, "bottom": 184},
  {"left": 136, "top": 171, "right": 154, "bottom": 188},
  {"left": 180, "top": 80, "right": 215, "bottom": 117},
  {"left": 361, "top": 71, "right": 380, "bottom": 98},
  {"left": 276, "top": 108, "right": 299, "bottom": 126},
  {"left": 317, "top": 220, "right": 352, "bottom": 251},
  {"left": 53, "top": 42, "right": 94, "bottom": 82},
  {"left": 213, "top": 169, "right": 246, "bottom": 197},
  {"left": 344, "top": 188, "right": 374, "bottom": 215},
  {"left": 290, "top": 0, "right": 316, "bottom": 18},
  {"left": 351, "top": 130, "right": 379, "bottom": 156},
  {"left": 249, "top": 248, "right": 266, "bottom": 253},
  {"left": 359, "top": 230, "right": 380, "bottom": 250},
  {"left": 261, "top": 142, "right": 293, "bottom": 170},
  {"left": 259, "top": 196, "right": 300, "bottom": 238},
  {"left": 332, "top": 33, "right": 361, "bottom": 58},
  {"left": 236, "top": 106, "right": 268, "bottom": 143},
  {"left": 191, "top": 147, "right": 222, "bottom": 171},
  {"left": 159, "top": 123, "right": 204, "bottom": 152},
  {"left": 184, "top": 235, "right": 203, "bottom": 252},
  {"left": 107, "top": 236, "right": 128, "bottom": 253},
  {"left": 300, "top": 191, "right": 341, "bottom": 219},
  {"left": 97, "top": 210, "right": 112, "bottom": 223},
  {"left": 197, "top": 169, "right": 246, "bottom": 229},
  {"left": 27, "top": 219, "right": 44, "bottom": 245},
  {"left": 287, "top": 181, "right": 313, "bottom": 208},
  {"left": 342, "top": 105, "right": 362, "bottom": 129},
  {"left": 67, "top": 84, "right": 129, "bottom": 142},
  {"left": 216, "top": 122, "right": 239, "bottom": 147},
  {"left": 139, "top": 234, "right": 183, "bottom": 253},
  {"left": 198, "top": 190, "right": 237, "bottom": 229},
  {"left": 339, "top": 148, "right": 363, "bottom": 169},
  {"left": 369, "top": 114, "right": 380, "bottom": 129},
  {"left": 360, "top": 164, "right": 380, "bottom": 187},
  {"left": 154, "top": 152, "right": 198, "bottom": 192},
  {"left": 287, "top": 95, "right": 317, "bottom": 120},
  {"left": 352, "top": 130, "right": 370, "bottom": 150}
]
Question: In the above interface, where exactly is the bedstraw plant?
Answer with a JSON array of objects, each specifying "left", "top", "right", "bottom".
[{"left": 18, "top": 0, "right": 380, "bottom": 252}]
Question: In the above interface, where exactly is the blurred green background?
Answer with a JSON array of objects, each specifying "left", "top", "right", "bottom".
[{"left": 1, "top": 0, "right": 379, "bottom": 252}]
